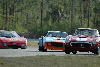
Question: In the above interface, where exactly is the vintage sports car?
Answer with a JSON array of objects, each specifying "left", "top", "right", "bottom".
[
  {"left": 65, "top": 28, "right": 100, "bottom": 54},
  {"left": 0, "top": 30, "right": 27, "bottom": 49},
  {"left": 38, "top": 31, "right": 68, "bottom": 52}
]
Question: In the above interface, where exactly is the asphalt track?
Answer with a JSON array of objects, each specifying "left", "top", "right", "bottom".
[{"left": 0, "top": 46, "right": 99, "bottom": 57}]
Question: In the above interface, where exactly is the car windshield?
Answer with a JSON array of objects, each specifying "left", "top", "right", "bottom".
[
  {"left": 74, "top": 29, "right": 99, "bottom": 36},
  {"left": 46, "top": 32, "right": 68, "bottom": 38},
  {"left": 0, "top": 31, "right": 20, "bottom": 37}
]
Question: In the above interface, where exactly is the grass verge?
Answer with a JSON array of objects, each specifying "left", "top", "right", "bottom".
[
  {"left": 27, "top": 41, "right": 38, "bottom": 47},
  {"left": 0, "top": 55, "right": 100, "bottom": 67}
]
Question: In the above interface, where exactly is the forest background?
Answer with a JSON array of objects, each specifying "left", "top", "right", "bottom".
[{"left": 0, "top": 0, "right": 100, "bottom": 38}]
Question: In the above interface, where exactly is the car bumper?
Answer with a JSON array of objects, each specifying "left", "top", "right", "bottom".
[
  {"left": 66, "top": 43, "right": 98, "bottom": 51},
  {"left": 43, "top": 42, "right": 65, "bottom": 50},
  {"left": 0, "top": 42, "right": 27, "bottom": 49}
]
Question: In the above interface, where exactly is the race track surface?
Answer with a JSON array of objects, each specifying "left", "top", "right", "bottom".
[{"left": 0, "top": 46, "right": 99, "bottom": 57}]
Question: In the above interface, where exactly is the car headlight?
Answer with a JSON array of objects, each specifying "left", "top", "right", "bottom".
[
  {"left": 3, "top": 43, "right": 8, "bottom": 47},
  {"left": 65, "top": 39, "right": 70, "bottom": 43},
  {"left": 21, "top": 43, "right": 26, "bottom": 47},
  {"left": 93, "top": 40, "right": 97, "bottom": 45}
]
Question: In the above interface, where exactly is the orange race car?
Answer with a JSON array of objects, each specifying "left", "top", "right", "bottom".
[{"left": 38, "top": 31, "right": 68, "bottom": 52}]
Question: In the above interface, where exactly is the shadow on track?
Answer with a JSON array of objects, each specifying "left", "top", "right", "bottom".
[
  {"left": 66, "top": 54, "right": 95, "bottom": 56},
  {"left": 0, "top": 48, "right": 12, "bottom": 49},
  {"left": 26, "top": 50, "right": 64, "bottom": 52}
]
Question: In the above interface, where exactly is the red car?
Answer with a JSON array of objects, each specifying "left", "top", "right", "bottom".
[
  {"left": 0, "top": 30, "right": 27, "bottom": 49},
  {"left": 65, "top": 28, "right": 100, "bottom": 55}
]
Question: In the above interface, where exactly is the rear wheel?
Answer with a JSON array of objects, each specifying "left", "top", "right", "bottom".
[
  {"left": 41, "top": 38, "right": 47, "bottom": 52},
  {"left": 65, "top": 46, "right": 70, "bottom": 54}
]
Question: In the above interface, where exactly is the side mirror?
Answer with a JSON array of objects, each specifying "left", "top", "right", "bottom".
[
  {"left": 73, "top": 33, "right": 76, "bottom": 35},
  {"left": 21, "top": 36, "right": 24, "bottom": 38}
]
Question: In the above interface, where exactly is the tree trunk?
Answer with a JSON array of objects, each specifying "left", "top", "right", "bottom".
[
  {"left": 80, "top": 0, "right": 82, "bottom": 26},
  {"left": 3, "top": 0, "right": 4, "bottom": 15},
  {"left": 94, "top": 13, "right": 96, "bottom": 28},
  {"left": 41, "top": 0, "right": 43, "bottom": 35},
  {"left": 6, "top": 0, "right": 8, "bottom": 30},
  {"left": 71, "top": 0, "right": 74, "bottom": 33},
  {"left": 87, "top": 0, "right": 90, "bottom": 27},
  {"left": 13, "top": 0, "right": 15, "bottom": 16}
]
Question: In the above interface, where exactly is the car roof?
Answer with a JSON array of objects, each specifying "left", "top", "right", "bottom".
[
  {"left": 0, "top": 30, "right": 15, "bottom": 33},
  {"left": 78, "top": 28, "right": 91, "bottom": 29},
  {"left": 48, "top": 31, "right": 60, "bottom": 32},
  {"left": 48, "top": 31, "right": 66, "bottom": 33},
  {"left": 77, "top": 28, "right": 97, "bottom": 30}
]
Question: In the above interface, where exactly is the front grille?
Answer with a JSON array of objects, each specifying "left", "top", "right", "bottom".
[
  {"left": 51, "top": 43, "right": 64, "bottom": 47},
  {"left": 12, "top": 43, "right": 18, "bottom": 45},
  {"left": 70, "top": 42, "right": 92, "bottom": 48},
  {"left": 8, "top": 45, "right": 21, "bottom": 48}
]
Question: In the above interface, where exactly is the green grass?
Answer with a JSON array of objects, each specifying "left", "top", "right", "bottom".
[
  {"left": 0, "top": 56, "right": 100, "bottom": 67},
  {"left": 27, "top": 41, "right": 38, "bottom": 47}
]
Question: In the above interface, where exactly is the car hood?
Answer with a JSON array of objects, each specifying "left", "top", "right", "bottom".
[
  {"left": 44, "top": 37, "right": 66, "bottom": 43},
  {"left": 69, "top": 35, "right": 98, "bottom": 42},
  {"left": 0, "top": 37, "right": 27, "bottom": 42}
]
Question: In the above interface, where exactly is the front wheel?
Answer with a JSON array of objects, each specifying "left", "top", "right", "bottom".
[
  {"left": 21, "top": 48, "right": 26, "bottom": 49},
  {"left": 39, "top": 46, "right": 47, "bottom": 52},
  {"left": 42, "top": 47, "right": 47, "bottom": 52},
  {"left": 94, "top": 47, "right": 99, "bottom": 55},
  {"left": 13, "top": 48, "right": 18, "bottom": 49},
  {"left": 65, "top": 46, "right": 70, "bottom": 54},
  {"left": 39, "top": 46, "right": 42, "bottom": 51},
  {"left": 41, "top": 39, "right": 47, "bottom": 52}
]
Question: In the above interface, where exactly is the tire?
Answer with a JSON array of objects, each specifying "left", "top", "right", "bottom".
[
  {"left": 42, "top": 47, "right": 47, "bottom": 52},
  {"left": 94, "top": 47, "right": 99, "bottom": 55},
  {"left": 39, "top": 46, "right": 42, "bottom": 51},
  {"left": 39, "top": 46, "right": 47, "bottom": 52},
  {"left": 21, "top": 48, "right": 26, "bottom": 49},
  {"left": 13, "top": 48, "right": 18, "bottom": 49},
  {"left": 42, "top": 49, "right": 47, "bottom": 52},
  {"left": 65, "top": 46, "right": 70, "bottom": 54},
  {"left": 41, "top": 38, "right": 47, "bottom": 52},
  {"left": 72, "top": 51, "right": 77, "bottom": 54}
]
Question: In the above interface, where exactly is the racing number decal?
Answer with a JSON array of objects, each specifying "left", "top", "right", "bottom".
[{"left": 9, "top": 39, "right": 18, "bottom": 41}]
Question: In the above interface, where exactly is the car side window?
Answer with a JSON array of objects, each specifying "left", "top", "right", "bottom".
[{"left": 0, "top": 32, "right": 2, "bottom": 37}]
